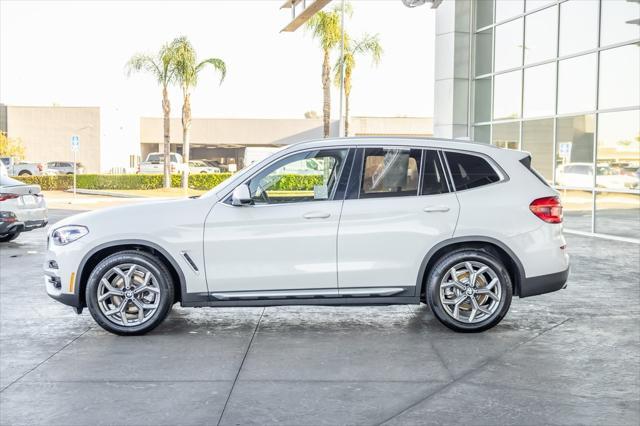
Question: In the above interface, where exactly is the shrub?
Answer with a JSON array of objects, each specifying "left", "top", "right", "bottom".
[{"left": 13, "top": 173, "right": 323, "bottom": 192}]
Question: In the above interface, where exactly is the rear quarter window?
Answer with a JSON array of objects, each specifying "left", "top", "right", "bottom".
[{"left": 445, "top": 152, "right": 501, "bottom": 191}]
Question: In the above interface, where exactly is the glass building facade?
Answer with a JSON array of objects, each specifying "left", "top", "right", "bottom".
[{"left": 470, "top": 0, "right": 640, "bottom": 241}]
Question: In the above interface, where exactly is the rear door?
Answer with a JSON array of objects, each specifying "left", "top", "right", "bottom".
[{"left": 337, "top": 147, "right": 460, "bottom": 292}]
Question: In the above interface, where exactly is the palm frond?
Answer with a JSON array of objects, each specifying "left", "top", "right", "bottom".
[{"left": 195, "top": 58, "right": 227, "bottom": 85}]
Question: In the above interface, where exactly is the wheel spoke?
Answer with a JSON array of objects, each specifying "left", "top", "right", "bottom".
[
  {"left": 485, "top": 278, "right": 499, "bottom": 290},
  {"left": 476, "top": 288, "right": 500, "bottom": 301},
  {"left": 443, "top": 295, "right": 466, "bottom": 305},
  {"left": 442, "top": 279, "right": 466, "bottom": 292},
  {"left": 101, "top": 278, "right": 123, "bottom": 295}
]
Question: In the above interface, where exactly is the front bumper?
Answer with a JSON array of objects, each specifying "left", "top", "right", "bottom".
[{"left": 519, "top": 267, "right": 570, "bottom": 298}]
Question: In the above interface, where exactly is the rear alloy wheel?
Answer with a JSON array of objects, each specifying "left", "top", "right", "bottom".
[
  {"left": 426, "top": 249, "right": 512, "bottom": 332},
  {"left": 86, "top": 251, "right": 174, "bottom": 335}
]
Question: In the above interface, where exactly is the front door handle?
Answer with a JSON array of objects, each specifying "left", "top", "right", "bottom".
[
  {"left": 423, "top": 206, "right": 450, "bottom": 213},
  {"left": 303, "top": 212, "right": 331, "bottom": 219}
]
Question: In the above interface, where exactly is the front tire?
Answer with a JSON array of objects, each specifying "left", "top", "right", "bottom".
[
  {"left": 86, "top": 250, "right": 174, "bottom": 335},
  {"left": 426, "top": 249, "right": 512, "bottom": 333}
]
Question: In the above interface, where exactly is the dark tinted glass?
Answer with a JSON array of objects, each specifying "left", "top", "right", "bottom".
[
  {"left": 421, "top": 150, "right": 449, "bottom": 195},
  {"left": 445, "top": 152, "right": 501, "bottom": 190}
]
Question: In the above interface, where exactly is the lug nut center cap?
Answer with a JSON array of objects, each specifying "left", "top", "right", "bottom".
[
  {"left": 466, "top": 288, "right": 474, "bottom": 296},
  {"left": 125, "top": 291, "right": 133, "bottom": 299}
]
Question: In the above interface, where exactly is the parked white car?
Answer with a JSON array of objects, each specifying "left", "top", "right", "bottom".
[
  {"left": 45, "top": 138, "right": 569, "bottom": 335},
  {"left": 189, "top": 160, "right": 220, "bottom": 174},
  {"left": 556, "top": 162, "right": 640, "bottom": 189},
  {"left": 0, "top": 163, "right": 48, "bottom": 242},
  {"left": 138, "top": 152, "right": 188, "bottom": 174}
]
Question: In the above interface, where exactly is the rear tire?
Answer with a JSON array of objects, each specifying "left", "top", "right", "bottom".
[
  {"left": 86, "top": 250, "right": 174, "bottom": 336},
  {"left": 426, "top": 248, "right": 512, "bottom": 333},
  {"left": 18, "top": 171, "right": 31, "bottom": 176},
  {"left": 0, "top": 231, "right": 20, "bottom": 242}
]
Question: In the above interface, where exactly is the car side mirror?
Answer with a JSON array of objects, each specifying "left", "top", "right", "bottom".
[{"left": 231, "top": 184, "right": 253, "bottom": 206}]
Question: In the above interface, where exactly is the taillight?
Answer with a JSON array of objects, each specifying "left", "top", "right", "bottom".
[
  {"left": 171, "top": 164, "right": 176, "bottom": 173},
  {"left": 530, "top": 196, "right": 563, "bottom": 224},
  {"left": 0, "top": 193, "right": 20, "bottom": 202}
]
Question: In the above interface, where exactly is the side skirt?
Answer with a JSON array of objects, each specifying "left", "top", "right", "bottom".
[{"left": 181, "top": 295, "right": 419, "bottom": 308}]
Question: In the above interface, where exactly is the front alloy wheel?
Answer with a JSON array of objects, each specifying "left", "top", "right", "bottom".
[
  {"left": 86, "top": 251, "right": 174, "bottom": 335},
  {"left": 97, "top": 264, "right": 161, "bottom": 327}
]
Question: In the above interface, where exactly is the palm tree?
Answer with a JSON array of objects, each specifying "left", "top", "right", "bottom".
[
  {"left": 126, "top": 44, "right": 177, "bottom": 188},
  {"left": 334, "top": 33, "right": 383, "bottom": 137},
  {"left": 306, "top": 4, "right": 352, "bottom": 138},
  {"left": 171, "top": 36, "right": 226, "bottom": 189}
]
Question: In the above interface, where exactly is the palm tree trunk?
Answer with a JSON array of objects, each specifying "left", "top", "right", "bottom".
[
  {"left": 344, "top": 89, "right": 350, "bottom": 137},
  {"left": 181, "top": 92, "right": 191, "bottom": 190},
  {"left": 162, "top": 86, "right": 171, "bottom": 189},
  {"left": 322, "top": 49, "right": 331, "bottom": 138}
]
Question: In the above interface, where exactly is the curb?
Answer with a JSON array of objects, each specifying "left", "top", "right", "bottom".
[{"left": 63, "top": 189, "right": 144, "bottom": 198}]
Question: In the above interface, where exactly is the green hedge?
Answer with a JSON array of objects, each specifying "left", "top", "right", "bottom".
[{"left": 14, "top": 173, "right": 322, "bottom": 191}]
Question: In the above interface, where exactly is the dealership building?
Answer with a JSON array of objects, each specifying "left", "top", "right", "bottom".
[{"left": 431, "top": 0, "right": 639, "bottom": 241}]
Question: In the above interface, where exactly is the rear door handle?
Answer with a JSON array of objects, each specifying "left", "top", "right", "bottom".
[
  {"left": 423, "top": 206, "right": 450, "bottom": 213},
  {"left": 303, "top": 212, "right": 331, "bottom": 219}
]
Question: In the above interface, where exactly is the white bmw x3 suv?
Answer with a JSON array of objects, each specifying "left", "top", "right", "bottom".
[{"left": 45, "top": 138, "right": 569, "bottom": 335}]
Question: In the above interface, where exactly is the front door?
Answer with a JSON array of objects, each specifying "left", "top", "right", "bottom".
[
  {"left": 203, "top": 148, "right": 350, "bottom": 292},
  {"left": 337, "top": 147, "right": 460, "bottom": 291}
]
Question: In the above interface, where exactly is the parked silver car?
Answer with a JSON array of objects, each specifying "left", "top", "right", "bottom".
[{"left": 46, "top": 161, "right": 85, "bottom": 175}]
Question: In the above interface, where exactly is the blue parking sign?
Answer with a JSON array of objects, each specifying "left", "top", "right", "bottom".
[{"left": 71, "top": 135, "right": 80, "bottom": 152}]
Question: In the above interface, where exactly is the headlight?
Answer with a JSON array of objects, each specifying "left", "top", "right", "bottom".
[{"left": 51, "top": 225, "right": 89, "bottom": 246}]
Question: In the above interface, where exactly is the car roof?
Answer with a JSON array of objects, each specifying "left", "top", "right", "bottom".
[{"left": 280, "top": 137, "right": 528, "bottom": 160}]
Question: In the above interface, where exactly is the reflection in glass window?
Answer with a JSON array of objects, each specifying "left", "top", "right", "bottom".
[
  {"left": 496, "top": 0, "right": 523, "bottom": 22},
  {"left": 474, "top": 125, "right": 491, "bottom": 144},
  {"left": 495, "top": 19, "right": 523, "bottom": 71},
  {"left": 558, "top": 53, "right": 597, "bottom": 114},
  {"left": 475, "top": 29, "right": 493, "bottom": 76},
  {"left": 360, "top": 148, "right": 421, "bottom": 198},
  {"left": 558, "top": 189, "right": 593, "bottom": 232},
  {"left": 493, "top": 71, "right": 522, "bottom": 120},
  {"left": 526, "top": 0, "right": 555, "bottom": 12},
  {"left": 599, "top": 44, "right": 640, "bottom": 110},
  {"left": 522, "top": 119, "right": 554, "bottom": 181},
  {"left": 523, "top": 62, "right": 556, "bottom": 118},
  {"left": 600, "top": 0, "right": 640, "bottom": 47},
  {"left": 248, "top": 149, "right": 348, "bottom": 204},
  {"left": 492, "top": 122, "right": 520, "bottom": 150},
  {"left": 595, "top": 192, "right": 640, "bottom": 239},
  {"left": 596, "top": 110, "right": 640, "bottom": 191},
  {"left": 476, "top": 0, "right": 494, "bottom": 29},
  {"left": 559, "top": 0, "right": 598, "bottom": 56},
  {"left": 555, "top": 115, "right": 595, "bottom": 187},
  {"left": 474, "top": 78, "right": 492, "bottom": 123},
  {"left": 524, "top": 6, "right": 558, "bottom": 64}
]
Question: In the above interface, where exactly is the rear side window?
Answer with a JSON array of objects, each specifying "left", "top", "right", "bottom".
[
  {"left": 360, "top": 148, "right": 422, "bottom": 198},
  {"left": 445, "top": 152, "right": 501, "bottom": 190},
  {"left": 421, "top": 150, "right": 449, "bottom": 195}
]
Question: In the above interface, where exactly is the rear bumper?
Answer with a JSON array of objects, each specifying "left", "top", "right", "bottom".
[
  {"left": 519, "top": 267, "right": 570, "bottom": 298},
  {"left": 0, "top": 218, "right": 47, "bottom": 235}
]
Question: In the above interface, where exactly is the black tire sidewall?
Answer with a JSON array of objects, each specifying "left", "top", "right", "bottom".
[
  {"left": 86, "top": 251, "right": 174, "bottom": 336},
  {"left": 426, "top": 249, "right": 512, "bottom": 333},
  {"left": 0, "top": 231, "right": 20, "bottom": 242}
]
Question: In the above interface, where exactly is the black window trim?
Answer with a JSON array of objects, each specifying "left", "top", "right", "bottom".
[
  {"left": 419, "top": 149, "right": 451, "bottom": 196},
  {"left": 440, "top": 149, "right": 509, "bottom": 193},
  {"left": 222, "top": 146, "right": 354, "bottom": 206}
]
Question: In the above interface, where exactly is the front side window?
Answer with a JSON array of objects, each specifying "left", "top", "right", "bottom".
[
  {"left": 360, "top": 148, "right": 421, "bottom": 198},
  {"left": 247, "top": 149, "right": 348, "bottom": 205},
  {"left": 445, "top": 152, "right": 501, "bottom": 191}
]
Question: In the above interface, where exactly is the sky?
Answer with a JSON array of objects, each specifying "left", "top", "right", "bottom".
[{"left": 0, "top": 0, "right": 436, "bottom": 121}]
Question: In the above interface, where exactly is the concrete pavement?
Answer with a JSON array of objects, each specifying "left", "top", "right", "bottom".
[{"left": 0, "top": 209, "right": 638, "bottom": 425}]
